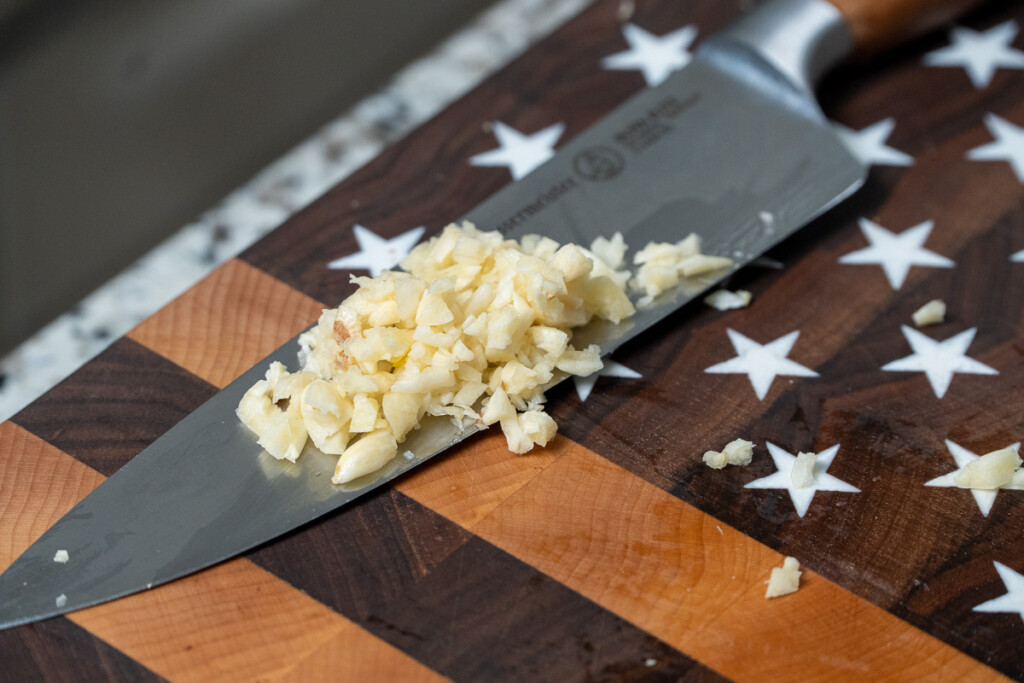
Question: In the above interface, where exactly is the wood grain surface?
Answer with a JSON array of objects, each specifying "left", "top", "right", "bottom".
[{"left": 3, "top": 0, "right": 1024, "bottom": 680}]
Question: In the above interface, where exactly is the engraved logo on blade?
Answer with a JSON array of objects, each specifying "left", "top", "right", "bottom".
[{"left": 573, "top": 146, "right": 625, "bottom": 181}]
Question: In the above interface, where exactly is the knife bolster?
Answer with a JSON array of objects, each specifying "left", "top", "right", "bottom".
[{"left": 712, "top": 0, "right": 853, "bottom": 95}]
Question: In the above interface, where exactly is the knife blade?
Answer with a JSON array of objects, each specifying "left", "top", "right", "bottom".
[{"left": 0, "top": 0, "right": 980, "bottom": 629}]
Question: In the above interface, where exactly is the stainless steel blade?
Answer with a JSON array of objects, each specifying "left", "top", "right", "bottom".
[{"left": 0, "top": 0, "right": 865, "bottom": 630}]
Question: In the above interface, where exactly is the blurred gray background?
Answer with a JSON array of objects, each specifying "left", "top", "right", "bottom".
[{"left": 0, "top": 0, "right": 491, "bottom": 355}]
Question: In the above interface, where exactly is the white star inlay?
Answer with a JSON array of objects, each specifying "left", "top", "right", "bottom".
[
  {"left": 704, "top": 329, "right": 818, "bottom": 401},
  {"left": 924, "top": 20, "right": 1024, "bottom": 88},
  {"left": 882, "top": 326, "right": 998, "bottom": 399},
  {"left": 967, "top": 113, "right": 1024, "bottom": 182},
  {"left": 1013, "top": 249, "right": 1024, "bottom": 262},
  {"left": 838, "top": 218, "right": 954, "bottom": 290},
  {"left": 327, "top": 224, "right": 425, "bottom": 276},
  {"left": 925, "top": 440, "right": 1023, "bottom": 516},
  {"left": 573, "top": 360, "right": 641, "bottom": 402},
  {"left": 834, "top": 118, "right": 913, "bottom": 167},
  {"left": 601, "top": 23, "right": 697, "bottom": 86},
  {"left": 469, "top": 121, "right": 565, "bottom": 180},
  {"left": 974, "top": 562, "right": 1024, "bottom": 624},
  {"left": 745, "top": 443, "right": 859, "bottom": 518}
]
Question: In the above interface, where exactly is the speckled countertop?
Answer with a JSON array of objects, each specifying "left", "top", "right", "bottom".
[{"left": 0, "top": 0, "right": 592, "bottom": 421}]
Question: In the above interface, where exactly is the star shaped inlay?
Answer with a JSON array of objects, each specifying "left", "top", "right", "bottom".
[
  {"left": 925, "top": 440, "right": 1023, "bottom": 516},
  {"left": 834, "top": 118, "right": 913, "bottom": 167},
  {"left": 573, "top": 360, "right": 641, "bottom": 402},
  {"left": 469, "top": 121, "right": 565, "bottom": 180},
  {"left": 882, "top": 326, "right": 998, "bottom": 398},
  {"left": 924, "top": 20, "right": 1024, "bottom": 88},
  {"left": 601, "top": 23, "right": 697, "bottom": 86},
  {"left": 974, "top": 562, "right": 1024, "bottom": 624},
  {"left": 704, "top": 329, "right": 818, "bottom": 401},
  {"left": 967, "top": 113, "right": 1024, "bottom": 182},
  {"left": 1012, "top": 249, "right": 1024, "bottom": 262},
  {"left": 745, "top": 443, "right": 859, "bottom": 518},
  {"left": 838, "top": 219, "right": 954, "bottom": 289},
  {"left": 327, "top": 224, "right": 425, "bottom": 276}
]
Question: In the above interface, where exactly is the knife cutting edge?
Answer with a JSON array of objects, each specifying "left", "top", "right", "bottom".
[{"left": 0, "top": 0, "right": 985, "bottom": 629}]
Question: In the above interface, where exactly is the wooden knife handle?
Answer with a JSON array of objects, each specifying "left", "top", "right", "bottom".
[{"left": 827, "top": 0, "right": 985, "bottom": 54}]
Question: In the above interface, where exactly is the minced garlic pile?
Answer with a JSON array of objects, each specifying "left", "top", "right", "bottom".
[{"left": 237, "top": 221, "right": 635, "bottom": 484}]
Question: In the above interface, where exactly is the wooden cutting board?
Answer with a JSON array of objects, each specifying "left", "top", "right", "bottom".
[{"left": 3, "top": 0, "right": 1023, "bottom": 680}]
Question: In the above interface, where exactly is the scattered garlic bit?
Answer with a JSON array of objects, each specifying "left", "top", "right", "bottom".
[
  {"left": 765, "top": 557, "right": 802, "bottom": 598},
  {"left": 912, "top": 299, "right": 946, "bottom": 327},
  {"left": 630, "top": 233, "right": 733, "bottom": 308},
  {"left": 723, "top": 439, "right": 754, "bottom": 466},
  {"left": 53, "top": 550, "right": 69, "bottom": 564},
  {"left": 790, "top": 451, "right": 817, "bottom": 488},
  {"left": 239, "top": 222, "right": 634, "bottom": 485},
  {"left": 955, "top": 445, "right": 1022, "bottom": 490},
  {"left": 704, "top": 289, "right": 752, "bottom": 311},
  {"left": 702, "top": 450, "right": 729, "bottom": 469},
  {"left": 55, "top": 594, "right": 68, "bottom": 608},
  {"left": 702, "top": 438, "right": 754, "bottom": 469}
]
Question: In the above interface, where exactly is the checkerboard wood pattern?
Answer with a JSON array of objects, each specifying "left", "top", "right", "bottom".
[{"left": 3, "top": 0, "right": 1023, "bottom": 679}]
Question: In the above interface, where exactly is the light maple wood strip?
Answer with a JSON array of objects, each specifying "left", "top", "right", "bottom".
[
  {"left": 430, "top": 437, "right": 1001, "bottom": 682},
  {"left": 128, "top": 259, "right": 326, "bottom": 389},
  {"left": 0, "top": 421, "right": 442, "bottom": 683},
  {"left": 394, "top": 430, "right": 558, "bottom": 529},
  {"left": 272, "top": 628, "right": 449, "bottom": 683},
  {"left": 0, "top": 422, "right": 107, "bottom": 574}
]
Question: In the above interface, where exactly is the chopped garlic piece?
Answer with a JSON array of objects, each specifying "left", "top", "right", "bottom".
[
  {"left": 332, "top": 428, "right": 398, "bottom": 484},
  {"left": 590, "top": 232, "right": 627, "bottom": 270},
  {"left": 702, "top": 450, "right": 729, "bottom": 469},
  {"left": 630, "top": 232, "right": 733, "bottom": 308},
  {"left": 722, "top": 439, "right": 754, "bottom": 466},
  {"left": 791, "top": 451, "right": 817, "bottom": 488},
  {"left": 679, "top": 254, "right": 733, "bottom": 277},
  {"left": 53, "top": 550, "right": 69, "bottom": 564},
  {"left": 240, "top": 222, "right": 635, "bottom": 484},
  {"left": 702, "top": 438, "right": 754, "bottom": 469},
  {"left": 765, "top": 556, "right": 802, "bottom": 598},
  {"left": 912, "top": 300, "right": 946, "bottom": 327},
  {"left": 704, "top": 289, "right": 752, "bottom": 311},
  {"left": 955, "top": 446, "right": 1022, "bottom": 490},
  {"left": 55, "top": 594, "right": 68, "bottom": 608}
]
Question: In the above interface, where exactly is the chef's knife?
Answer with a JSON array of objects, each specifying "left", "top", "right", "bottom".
[{"left": 0, "top": 0, "right": 983, "bottom": 629}]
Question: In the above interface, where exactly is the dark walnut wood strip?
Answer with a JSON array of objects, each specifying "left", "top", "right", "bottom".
[
  {"left": 246, "top": 484, "right": 720, "bottom": 682},
  {"left": 0, "top": 617, "right": 166, "bottom": 683},
  {"left": 11, "top": 338, "right": 217, "bottom": 477}
]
